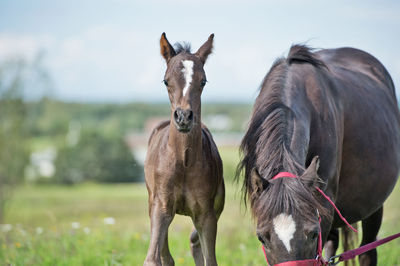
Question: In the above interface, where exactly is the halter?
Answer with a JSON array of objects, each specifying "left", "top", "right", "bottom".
[{"left": 260, "top": 172, "right": 357, "bottom": 266}]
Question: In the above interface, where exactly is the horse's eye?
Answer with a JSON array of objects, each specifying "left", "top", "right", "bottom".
[
  {"left": 257, "top": 234, "right": 265, "bottom": 245},
  {"left": 307, "top": 230, "right": 319, "bottom": 241},
  {"left": 258, "top": 232, "right": 270, "bottom": 244},
  {"left": 163, "top": 80, "right": 169, "bottom": 86},
  {"left": 201, "top": 79, "right": 207, "bottom": 86}
]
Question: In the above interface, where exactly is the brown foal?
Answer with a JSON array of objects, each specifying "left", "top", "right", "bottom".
[{"left": 143, "top": 33, "right": 225, "bottom": 266}]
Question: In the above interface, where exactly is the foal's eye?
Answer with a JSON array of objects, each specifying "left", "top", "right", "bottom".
[
  {"left": 201, "top": 79, "right": 207, "bottom": 86},
  {"left": 163, "top": 80, "right": 169, "bottom": 86}
]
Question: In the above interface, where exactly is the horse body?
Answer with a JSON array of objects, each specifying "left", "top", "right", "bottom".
[
  {"left": 317, "top": 48, "right": 400, "bottom": 224},
  {"left": 239, "top": 45, "right": 399, "bottom": 265},
  {"left": 144, "top": 33, "right": 224, "bottom": 266}
]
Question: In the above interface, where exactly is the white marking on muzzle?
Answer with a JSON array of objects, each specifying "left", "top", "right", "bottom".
[
  {"left": 181, "top": 60, "right": 194, "bottom": 96},
  {"left": 273, "top": 213, "right": 296, "bottom": 252}
]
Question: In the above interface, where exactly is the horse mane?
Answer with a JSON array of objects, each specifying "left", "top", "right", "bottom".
[
  {"left": 174, "top": 42, "right": 192, "bottom": 54},
  {"left": 236, "top": 44, "right": 330, "bottom": 221},
  {"left": 287, "top": 44, "right": 326, "bottom": 68}
]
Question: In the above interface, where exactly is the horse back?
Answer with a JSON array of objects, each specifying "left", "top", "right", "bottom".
[
  {"left": 317, "top": 47, "right": 396, "bottom": 99},
  {"left": 317, "top": 47, "right": 400, "bottom": 221}
]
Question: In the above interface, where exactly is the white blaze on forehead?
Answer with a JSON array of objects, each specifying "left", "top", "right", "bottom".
[
  {"left": 273, "top": 213, "right": 296, "bottom": 252},
  {"left": 181, "top": 60, "right": 194, "bottom": 96}
]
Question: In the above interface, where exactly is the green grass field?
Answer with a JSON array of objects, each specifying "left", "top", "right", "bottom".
[{"left": 1, "top": 149, "right": 399, "bottom": 265}]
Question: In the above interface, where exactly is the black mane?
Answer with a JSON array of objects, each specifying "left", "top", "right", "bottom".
[
  {"left": 174, "top": 42, "right": 192, "bottom": 54},
  {"left": 287, "top": 44, "right": 326, "bottom": 68},
  {"left": 236, "top": 44, "right": 329, "bottom": 221}
]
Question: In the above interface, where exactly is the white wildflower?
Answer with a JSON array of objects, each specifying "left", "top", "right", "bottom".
[
  {"left": 103, "top": 217, "right": 115, "bottom": 225},
  {"left": 0, "top": 224, "right": 12, "bottom": 232},
  {"left": 36, "top": 227, "right": 43, "bottom": 234},
  {"left": 19, "top": 229, "right": 27, "bottom": 236},
  {"left": 83, "top": 227, "right": 91, "bottom": 234},
  {"left": 71, "top": 222, "right": 80, "bottom": 229}
]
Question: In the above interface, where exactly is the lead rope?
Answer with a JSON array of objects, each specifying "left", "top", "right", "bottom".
[{"left": 314, "top": 187, "right": 357, "bottom": 233}]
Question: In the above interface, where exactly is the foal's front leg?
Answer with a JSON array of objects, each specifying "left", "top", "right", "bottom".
[
  {"left": 194, "top": 210, "right": 218, "bottom": 266},
  {"left": 144, "top": 200, "right": 174, "bottom": 266}
]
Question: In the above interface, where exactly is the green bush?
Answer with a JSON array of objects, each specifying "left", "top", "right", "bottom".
[
  {"left": 0, "top": 59, "right": 30, "bottom": 222},
  {"left": 54, "top": 130, "right": 142, "bottom": 184}
]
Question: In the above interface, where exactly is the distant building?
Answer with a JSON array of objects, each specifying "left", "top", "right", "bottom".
[{"left": 25, "top": 147, "right": 57, "bottom": 181}]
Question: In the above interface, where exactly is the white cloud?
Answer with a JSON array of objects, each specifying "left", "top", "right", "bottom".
[
  {"left": 0, "top": 0, "right": 399, "bottom": 103},
  {"left": 0, "top": 34, "right": 54, "bottom": 61}
]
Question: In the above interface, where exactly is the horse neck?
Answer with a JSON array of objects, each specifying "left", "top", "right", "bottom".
[
  {"left": 168, "top": 108, "right": 202, "bottom": 167},
  {"left": 257, "top": 101, "right": 310, "bottom": 177}
]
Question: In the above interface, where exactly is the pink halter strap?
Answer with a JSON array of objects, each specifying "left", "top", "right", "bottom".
[{"left": 271, "top": 172, "right": 297, "bottom": 179}]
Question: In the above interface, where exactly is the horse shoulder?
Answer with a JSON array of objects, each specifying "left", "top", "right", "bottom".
[
  {"left": 201, "top": 124, "right": 223, "bottom": 177},
  {"left": 145, "top": 120, "right": 170, "bottom": 170},
  {"left": 147, "top": 120, "right": 170, "bottom": 146}
]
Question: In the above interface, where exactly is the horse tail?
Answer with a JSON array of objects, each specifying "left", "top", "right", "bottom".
[{"left": 341, "top": 223, "right": 359, "bottom": 266}]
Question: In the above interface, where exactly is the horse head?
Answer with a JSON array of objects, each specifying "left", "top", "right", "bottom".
[{"left": 160, "top": 32, "right": 213, "bottom": 133}]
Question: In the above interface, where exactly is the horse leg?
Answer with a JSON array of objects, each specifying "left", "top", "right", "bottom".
[
  {"left": 194, "top": 211, "right": 218, "bottom": 266},
  {"left": 324, "top": 228, "right": 339, "bottom": 260},
  {"left": 144, "top": 201, "right": 174, "bottom": 266},
  {"left": 161, "top": 231, "right": 174, "bottom": 266},
  {"left": 359, "top": 207, "right": 383, "bottom": 266},
  {"left": 190, "top": 228, "right": 204, "bottom": 266},
  {"left": 191, "top": 181, "right": 224, "bottom": 266}
]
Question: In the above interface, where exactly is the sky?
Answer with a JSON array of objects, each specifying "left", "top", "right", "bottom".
[{"left": 0, "top": 0, "right": 399, "bottom": 102}]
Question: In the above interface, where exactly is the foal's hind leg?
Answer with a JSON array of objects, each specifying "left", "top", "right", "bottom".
[
  {"left": 144, "top": 201, "right": 174, "bottom": 266},
  {"left": 161, "top": 231, "right": 174, "bottom": 266},
  {"left": 359, "top": 207, "right": 383, "bottom": 266},
  {"left": 190, "top": 228, "right": 204, "bottom": 266}
]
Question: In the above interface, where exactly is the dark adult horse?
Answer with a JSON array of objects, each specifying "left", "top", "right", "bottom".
[{"left": 237, "top": 45, "right": 400, "bottom": 265}]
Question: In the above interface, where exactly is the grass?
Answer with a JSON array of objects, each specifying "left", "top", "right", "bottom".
[{"left": 0, "top": 148, "right": 399, "bottom": 265}]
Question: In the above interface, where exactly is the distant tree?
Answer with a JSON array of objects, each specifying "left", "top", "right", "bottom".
[
  {"left": 0, "top": 59, "right": 30, "bottom": 222},
  {"left": 54, "top": 129, "right": 142, "bottom": 184}
]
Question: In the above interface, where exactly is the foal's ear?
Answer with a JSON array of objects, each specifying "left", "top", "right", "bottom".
[
  {"left": 251, "top": 168, "right": 268, "bottom": 195},
  {"left": 160, "top": 32, "right": 176, "bottom": 63},
  {"left": 195, "top": 34, "right": 214, "bottom": 64},
  {"left": 301, "top": 156, "right": 320, "bottom": 188}
]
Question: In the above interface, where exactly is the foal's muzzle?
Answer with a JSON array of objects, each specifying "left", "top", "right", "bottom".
[{"left": 173, "top": 107, "right": 193, "bottom": 133}]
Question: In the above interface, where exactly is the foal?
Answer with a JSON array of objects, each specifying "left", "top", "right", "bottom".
[{"left": 144, "top": 33, "right": 225, "bottom": 266}]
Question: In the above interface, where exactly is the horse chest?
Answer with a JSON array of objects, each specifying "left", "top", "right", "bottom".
[{"left": 174, "top": 163, "right": 213, "bottom": 216}]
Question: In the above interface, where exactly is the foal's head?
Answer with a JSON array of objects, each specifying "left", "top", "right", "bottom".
[{"left": 160, "top": 33, "right": 214, "bottom": 133}]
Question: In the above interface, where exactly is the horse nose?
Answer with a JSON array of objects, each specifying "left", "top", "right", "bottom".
[
  {"left": 173, "top": 108, "right": 193, "bottom": 132},
  {"left": 185, "top": 110, "right": 193, "bottom": 122},
  {"left": 173, "top": 108, "right": 181, "bottom": 124}
]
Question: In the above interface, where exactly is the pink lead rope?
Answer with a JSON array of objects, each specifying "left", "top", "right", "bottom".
[
  {"left": 330, "top": 232, "right": 400, "bottom": 264},
  {"left": 314, "top": 187, "right": 357, "bottom": 233}
]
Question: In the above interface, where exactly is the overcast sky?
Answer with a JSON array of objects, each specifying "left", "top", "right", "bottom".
[{"left": 0, "top": 0, "right": 399, "bottom": 102}]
